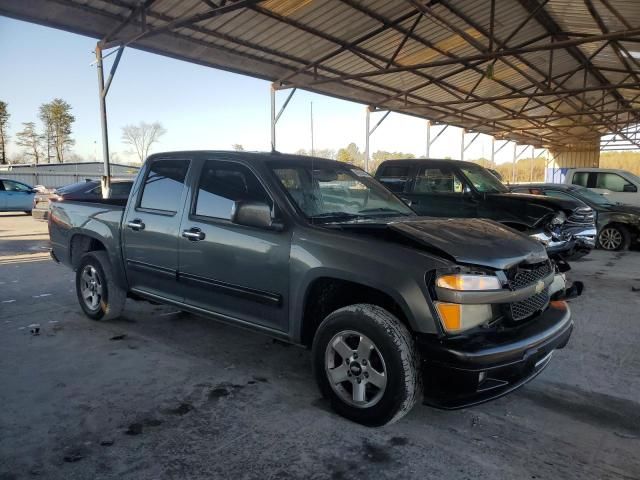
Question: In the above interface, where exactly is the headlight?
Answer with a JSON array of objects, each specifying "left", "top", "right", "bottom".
[
  {"left": 434, "top": 273, "right": 499, "bottom": 333},
  {"left": 435, "top": 274, "right": 501, "bottom": 291},
  {"left": 550, "top": 211, "right": 566, "bottom": 226}
]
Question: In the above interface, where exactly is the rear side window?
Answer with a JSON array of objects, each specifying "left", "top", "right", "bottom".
[
  {"left": 595, "top": 173, "right": 634, "bottom": 193},
  {"left": 413, "top": 167, "right": 463, "bottom": 194},
  {"left": 110, "top": 182, "right": 132, "bottom": 197},
  {"left": 2, "top": 180, "right": 31, "bottom": 192},
  {"left": 377, "top": 165, "right": 410, "bottom": 193},
  {"left": 139, "top": 159, "right": 190, "bottom": 213},
  {"left": 571, "top": 172, "right": 589, "bottom": 187},
  {"left": 194, "top": 160, "right": 272, "bottom": 220}
]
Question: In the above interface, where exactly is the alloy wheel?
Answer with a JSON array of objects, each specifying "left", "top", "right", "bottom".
[
  {"left": 324, "top": 330, "right": 387, "bottom": 408},
  {"left": 599, "top": 227, "right": 623, "bottom": 250},
  {"left": 80, "top": 265, "right": 103, "bottom": 310}
]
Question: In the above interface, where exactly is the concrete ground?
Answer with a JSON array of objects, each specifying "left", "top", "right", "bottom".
[{"left": 0, "top": 211, "right": 639, "bottom": 480}]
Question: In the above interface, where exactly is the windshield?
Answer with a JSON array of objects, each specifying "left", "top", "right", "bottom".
[
  {"left": 458, "top": 164, "right": 509, "bottom": 193},
  {"left": 269, "top": 162, "right": 414, "bottom": 223},
  {"left": 570, "top": 185, "right": 615, "bottom": 206}
]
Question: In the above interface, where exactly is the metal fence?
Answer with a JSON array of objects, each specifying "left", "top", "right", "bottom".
[{"left": 0, "top": 163, "right": 139, "bottom": 188}]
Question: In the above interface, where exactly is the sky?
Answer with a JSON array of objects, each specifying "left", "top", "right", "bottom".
[{"left": 0, "top": 17, "right": 534, "bottom": 165}]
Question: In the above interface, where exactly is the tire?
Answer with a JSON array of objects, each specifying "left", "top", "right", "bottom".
[
  {"left": 598, "top": 224, "right": 631, "bottom": 251},
  {"left": 76, "top": 251, "right": 126, "bottom": 321},
  {"left": 24, "top": 210, "right": 32, "bottom": 215},
  {"left": 312, "top": 304, "right": 422, "bottom": 427}
]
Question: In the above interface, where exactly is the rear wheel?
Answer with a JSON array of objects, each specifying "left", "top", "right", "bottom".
[
  {"left": 598, "top": 224, "right": 630, "bottom": 251},
  {"left": 76, "top": 251, "right": 126, "bottom": 320},
  {"left": 312, "top": 304, "right": 421, "bottom": 426}
]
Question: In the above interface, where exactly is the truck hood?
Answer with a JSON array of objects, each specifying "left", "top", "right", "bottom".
[{"left": 387, "top": 217, "right": 548, "bottom": 270}]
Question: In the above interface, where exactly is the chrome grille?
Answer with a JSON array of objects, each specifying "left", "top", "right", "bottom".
[
  {"left": 510, "top": 288, "right": 550, "bottom": 321},
  {"left": 509, "top": 261, "right": 552, "bottom": 290},
  {"left": 506, "top": 261, "right": 552, "bottom": 322},
  {"left": 568, "top": 207, "right": 595, "bottom": 225}
]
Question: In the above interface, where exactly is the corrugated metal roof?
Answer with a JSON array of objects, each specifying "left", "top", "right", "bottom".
[{"left": 0, "top": 0, "right": 638, "bottom": 148}]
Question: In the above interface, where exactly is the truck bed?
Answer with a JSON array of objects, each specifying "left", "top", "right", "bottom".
[{"left": 49, "top": 200, "right": 126, "bottom": 268}]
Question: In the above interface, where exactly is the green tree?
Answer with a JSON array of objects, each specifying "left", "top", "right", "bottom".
[
  {"left": 336, "top": 142, "right": 364, "bottom": 168},
  {"left": 370, "top": 150, "right": 415, "bottom": 173},
  {"left": 294, "top": 148, "right": 336, "bottom": 159},
  {"left": 232, "top": 143, "right": 244, "bottom": 151},
  {"left": 40, "top": 98, "right": 75, "bottom": 162},
  {"left": 0, "top": 100, "right": 9, "bottom": 164},
  {"left": 38, "top": 103, "right": 55, "bottom": 163},
  {"left": 15, "top": 122, "right": 42, "bottom": 164}
]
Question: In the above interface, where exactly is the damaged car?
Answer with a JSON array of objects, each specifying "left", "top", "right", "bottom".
[
  {"left": 375, "top": 159, "right": 597, "bottom": 260},
  {"left": 49, "top": 152, "right": 580, "bottom": 426}
]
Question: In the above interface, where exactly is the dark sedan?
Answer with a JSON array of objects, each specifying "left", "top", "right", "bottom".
[
  {"left": 510, "top": 183, "right": 640, "bottom": 251},
  {"left": 33, "top": 179, "right": 133, "bottom": 221}
]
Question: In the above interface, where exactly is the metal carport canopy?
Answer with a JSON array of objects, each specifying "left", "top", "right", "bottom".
[{"left": 2, "top": 0, "right": 639, "bottom": 151}]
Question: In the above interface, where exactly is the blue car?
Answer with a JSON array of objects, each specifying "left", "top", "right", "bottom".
[{"left": 0, "top": 179, "right": 37, "bottom": 214}]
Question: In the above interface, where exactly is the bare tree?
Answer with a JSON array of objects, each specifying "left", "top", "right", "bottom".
[
  {"left": 15, "top": 122, "right": 43, "bottom": 164},
  {"left": 121, "top": 122, "right": 167, "bottom": 163},
  {"left": 0, "top": 101, "right": 9, "bottom": 164}
]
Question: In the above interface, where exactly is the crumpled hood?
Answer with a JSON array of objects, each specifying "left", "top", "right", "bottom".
[{"left": 388, "top": 217, "right": 548, "bottom": 270}]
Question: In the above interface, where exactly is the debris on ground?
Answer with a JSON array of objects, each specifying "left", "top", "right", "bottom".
[
  {"left": 99, "top": 439, "right": 114, "bottom": 447},
  {"left": 109, "top": 334, "right": 126, "bottom": 341},
  {"left": 124, "top": 423, "right": 143, "bottom": 435},
  {"left": 631, "top": 286, "right": 640, "bottom": 292},
  {"left": 28, "top": 324, "right": 40, "bottom": 336}
]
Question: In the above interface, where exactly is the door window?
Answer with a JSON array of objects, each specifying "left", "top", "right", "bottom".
[
  {"left": 139, "top": 159, "right": 190, "bottom": 213},
  {"left": 413, "top": 167, "right": 463, "bottom": 194},
  {"left": 2, "top": 180, "right": 31, "bottom": 192},
  {"left": 595, "top": 173, "right": 635, "bottom": 193},
  {"left": 194, "top": 160, "right": 272, "bottom": 220},
  {"left": 571, "top": 172, "right": 590, "bottom": 187},
  {"left": 377, "top": 165, "right": 410, "bottom": 193}
]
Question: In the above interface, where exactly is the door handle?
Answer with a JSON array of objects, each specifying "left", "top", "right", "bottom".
[
  {"left": 182, "top": 228, "right": 205, "bottom": 241},
  {"left": 126, "top": 219, "right": 145, "bottom": 231}
]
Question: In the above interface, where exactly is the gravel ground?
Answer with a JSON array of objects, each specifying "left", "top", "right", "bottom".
[{"left": 1, "top": 212, "right": 639, "bottom": 480}]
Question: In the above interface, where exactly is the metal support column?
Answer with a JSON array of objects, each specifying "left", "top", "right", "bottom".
[
  {"left": 96, "top": 45, "right": 111, "bottom": 197},
  {"left": 426, "top": 120, "right": 431, "bottom": 158},
  {"left": 364, "top": 108, "right": 390, "bottom": 172},
  {"left": 270, "top": 85, "right": 296, "bottom": 152},
  {"left": 460, "top": 129, "right": 466, "bottom": 161},
  {"left": 462, "top": 131, "right": 481, "bottom": 162},
  {"left": 96, "top": 44, "right": 124, "bottom": 198},
  {"left": 512, "top": 141, "right": 517, "bottom": 184},
  {"left": 491, "top": 136, "right": 495, "bottom": 165},
  {"left": 530, "top": 145, "right": 535, "bottom": 181}
]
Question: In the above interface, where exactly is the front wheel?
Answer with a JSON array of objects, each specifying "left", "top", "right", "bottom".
[
  {"left": 598, "top": 224, "right": 630, "bottom": 251},
  {"left": 312, "top": 304, "right": 422, "bottom": 426},
  {"left": 76, "top": 251, "right": 126, "bottom": 320}
]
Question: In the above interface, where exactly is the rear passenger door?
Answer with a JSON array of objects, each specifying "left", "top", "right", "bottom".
[
  {"left": 122, "top": 157, "right": 191, "bottom": 302},
  {"left": 404, "top": 166, "right": 476, "bottom": 217},
  {"left": 177, "top": 158, "right": 291, "bottom": 333}
]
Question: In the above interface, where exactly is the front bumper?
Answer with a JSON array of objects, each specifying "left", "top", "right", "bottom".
[{"left": 417, "top": 300, "right": 573, "bottom": 409}]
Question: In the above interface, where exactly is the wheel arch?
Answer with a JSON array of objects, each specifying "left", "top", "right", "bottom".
[
  {"left": 298, "top": 275, "right": 414, "bottom": 347},
  {"left": 69, "top": 232, "right": 128, "bottom": 290}
]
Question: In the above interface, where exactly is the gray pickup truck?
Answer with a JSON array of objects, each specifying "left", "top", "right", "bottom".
[{"left": 49, "top": 151, "right": 577, "bottom": 426}]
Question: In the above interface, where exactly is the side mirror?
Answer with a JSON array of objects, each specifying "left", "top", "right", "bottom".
[
  {"left": 623, "top": 184, "right": 637, "bottom": 193},
  {"left": 231, "top": 201, "right": 283, "bottom": 231}
]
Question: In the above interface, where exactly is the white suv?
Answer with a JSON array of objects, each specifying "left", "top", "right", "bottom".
[{"left": 564, "top": 168, "right": 640, "bottom": 207}]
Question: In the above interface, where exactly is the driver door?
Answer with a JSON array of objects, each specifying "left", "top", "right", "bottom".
[{"left": 178, "top": 157, "right": 291, "bottom": 333}]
